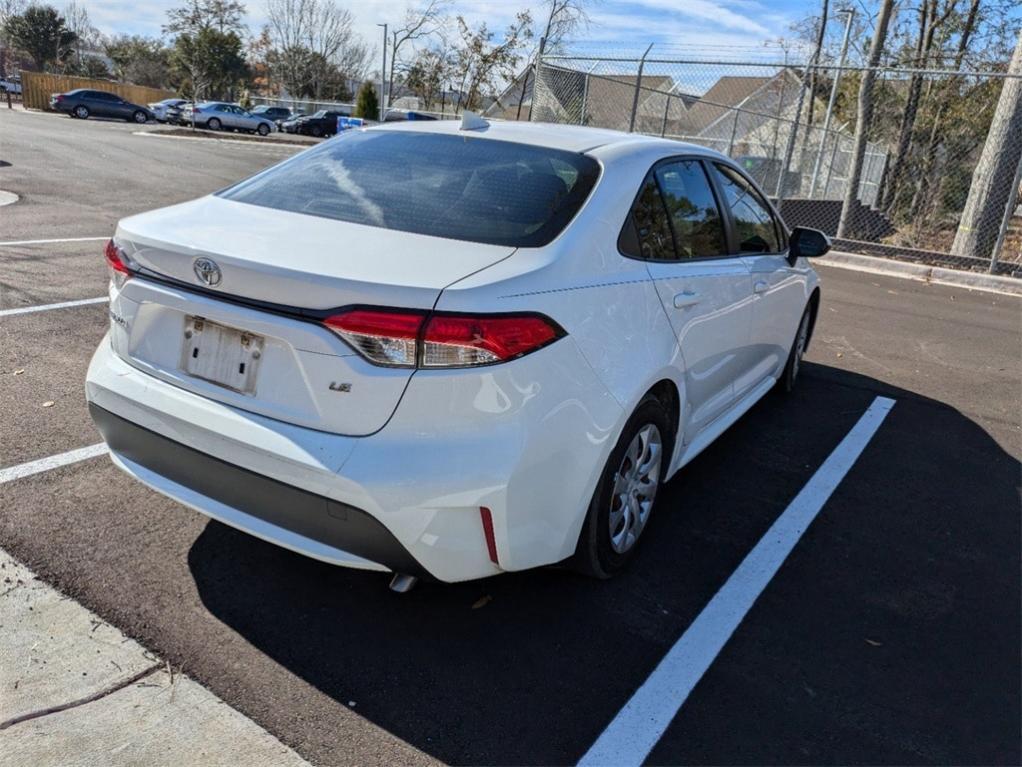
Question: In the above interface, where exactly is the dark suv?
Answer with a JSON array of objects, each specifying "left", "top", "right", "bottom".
[
  {"left": 280, "top": 109, "right": 350, "bottom": 137},
  {"left": 50, "top": 89, "right": 154, "bottom": 123}
]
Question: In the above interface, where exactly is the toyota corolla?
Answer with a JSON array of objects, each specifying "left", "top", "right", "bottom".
[{"left": 86, "top": 116, "right": 829, "bottom": 590}]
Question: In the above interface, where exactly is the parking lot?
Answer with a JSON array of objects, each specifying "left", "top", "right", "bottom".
[{"left": 1, "top": 105, "right": 1020, "bottom": 765}]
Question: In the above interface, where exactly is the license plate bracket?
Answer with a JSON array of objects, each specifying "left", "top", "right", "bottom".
[{"left": 182, "top": 316, "right": 264, "bottom": 394}]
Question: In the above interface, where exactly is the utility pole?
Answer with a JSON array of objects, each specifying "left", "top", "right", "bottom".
[
  {"left": 809, "top": 8, "right": 855, "bottom": 197},
  {"left": 377, "top": 23, "right": 388, "bottom": 121}
]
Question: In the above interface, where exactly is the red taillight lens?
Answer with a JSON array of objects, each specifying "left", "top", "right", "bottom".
[
  {"left": 322, "top": 309, "right": 563, "bottom": 368},
  {"left": 421, "top": 314, "right": 560, "bottom": 367},
  {"left": 104, "top": 239, "right": 133, "bottom": 288},
  {"left": 323, "top": 309, "right": 425, "bottom": 367},
  {"left": 104, "top": 239, "right": 130, "bottom": 275}
]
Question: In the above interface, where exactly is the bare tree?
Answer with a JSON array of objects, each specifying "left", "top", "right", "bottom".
[
  {"left": 266, "top": 0, "right": 370, "bottom": 99},
  {"left": 878, "top": 0, "right": 959, "bottom": 212},
  {"left": 836, "top": 0, "right": 896, "bottom": 239},
  {"left": 452, "top": 12, "right": 532, "bottom": 113},
  {"left": 520, "top": 0, "right": 594, "bottom": 119},
  {"left": 951, "top": 29, "right": 1022, "bottom": 260},
  {"left": 908, "top": 0, "right": 981, "bottom": 217},
  {"left": 62, "top": 1, "right": 99, "bottom": 71},
  {"left": 386, "top": 0, "right": 448, "bottom": 106},
  {"left": 165, "top": 0, "right": 246, "bottom": 35}
]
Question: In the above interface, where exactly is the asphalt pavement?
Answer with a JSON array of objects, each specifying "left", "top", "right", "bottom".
[{"left": 1, "top": 106, "right": 1019, "bottom": 766}]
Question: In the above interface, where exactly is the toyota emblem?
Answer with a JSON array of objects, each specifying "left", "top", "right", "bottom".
[{"left": 193, "top": 257, "right": 222, "bottom": 287}]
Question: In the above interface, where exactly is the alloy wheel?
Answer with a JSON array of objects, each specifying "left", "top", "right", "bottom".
[{"left": 608, "top": 423, "right": 662, "bottom": 554}]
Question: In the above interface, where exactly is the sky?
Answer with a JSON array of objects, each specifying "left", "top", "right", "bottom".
[{"left": 83, "top": 0, "right": 811, "bottom": 61}]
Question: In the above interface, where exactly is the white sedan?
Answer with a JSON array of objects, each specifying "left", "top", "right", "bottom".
[{"left": 86, "top": 116, "right": 828, "bottom": 589}]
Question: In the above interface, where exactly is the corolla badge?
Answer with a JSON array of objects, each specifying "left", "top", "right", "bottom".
[{"left": 193, "top": 257, "right": 222, "bottom": 287}]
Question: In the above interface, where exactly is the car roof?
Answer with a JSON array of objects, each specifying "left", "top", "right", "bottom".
[{"left": 365, "top": 118, "right": 720, "bottom": 156}]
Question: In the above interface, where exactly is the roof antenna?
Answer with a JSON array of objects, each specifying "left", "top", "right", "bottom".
[{"left": 460, "top": 111, "right": 489, "bottom": 131}]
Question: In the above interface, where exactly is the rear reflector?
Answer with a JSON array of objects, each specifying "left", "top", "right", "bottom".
[
  {"left": 479, "top": 507, "right": 499, "bottom": 565},
  {"left": 322, "top": 308, "right": 563, "bottom": 369}
]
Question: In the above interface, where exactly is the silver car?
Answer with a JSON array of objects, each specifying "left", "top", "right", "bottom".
[{"left": 184, "top": 102, "right": 276, "bottom": 135}]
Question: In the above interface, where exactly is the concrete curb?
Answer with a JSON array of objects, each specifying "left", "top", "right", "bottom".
[
  {"left": 133, "top": 130, "right": 310, "bottom": 150},
  {"left": 0, "top": 548, "right": 311, "bottom": 766},
  {"left": 817, "top": 250, "right": 1022, "bottom": 297}
]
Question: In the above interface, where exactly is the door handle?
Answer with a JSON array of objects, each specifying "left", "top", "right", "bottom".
[
  {"left": 673, "top": 290, "right": 701, "bottom": 308},
  {"left": 753, "top": 280, "right": 769, "bottom": 294}
]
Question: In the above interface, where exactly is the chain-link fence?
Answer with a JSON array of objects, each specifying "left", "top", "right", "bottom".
[
  {"left": 520, "top": 47, "right": 1022, "bottom": 276},
  {"left": 250, "top": 95, "right": 356, "bottom": 116}
]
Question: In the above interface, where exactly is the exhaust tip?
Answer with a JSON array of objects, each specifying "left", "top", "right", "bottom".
[{"left": 388, "top": 573, "right": 418, "bottom": 593}]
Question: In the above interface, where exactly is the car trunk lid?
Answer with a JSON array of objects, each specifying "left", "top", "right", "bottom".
[{"left": 110, "top": 196, "right": 516, "bottom": 435}]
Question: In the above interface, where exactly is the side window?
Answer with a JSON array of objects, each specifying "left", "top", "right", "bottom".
[
  {"left": 654, "top": 160, "right": 727, "bottom": 258},
  {"left": 619, "top": 173, "right": 675, "bottom": 260},
  {"left": 711, "top": 163, "right": 783, "bottom": 254}
]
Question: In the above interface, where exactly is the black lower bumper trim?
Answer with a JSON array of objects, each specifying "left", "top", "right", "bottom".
[{"left": 89, "top": 403, "right": 427, "bottom": 577}]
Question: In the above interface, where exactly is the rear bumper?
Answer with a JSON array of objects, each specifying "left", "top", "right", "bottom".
[
  {"left": 87, "top": 329, "right": 623, "bottom": 582},
  {"left": 91, "top": 403, "right": 430, "bottom": 576}
]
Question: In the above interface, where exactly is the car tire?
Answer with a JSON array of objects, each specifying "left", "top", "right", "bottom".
[
  {"left": 207, "top": 118, "right": 221, "bottom": 131},
  {"left": 310, "top": 125, "right": 323, "bottom": 138},
  {"left": 572, "top": 394, "right": 671, "bottom": 579},
  {"left": 131, "top": 110, "right": 148, "bottom": 124},
  {"left": 74, "top": 105, "right": 89, "bottom": 119},
  {"left": 779, "top": 304, "right": 812, "bottom": 394},
  {"left": 257, "top": 123, "right": 270, "bottom": 136}
]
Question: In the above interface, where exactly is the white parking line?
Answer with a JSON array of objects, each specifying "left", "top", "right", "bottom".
[
  {"left": 578, "top": 395, "right": 896, "bottom": 767},
  {"left": 0, "top": 237, "right": 108, "bottom": 246},
  {"left": 0, "top": 296, "right": 108, "bottom": 317},
  {"left": 0, "top": 444, "right": 108, "bottom": 485}
]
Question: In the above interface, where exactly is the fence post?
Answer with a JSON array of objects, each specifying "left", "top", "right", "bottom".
[
  {"left": 809, "top": 8, "right": 855, "bottom": 197},
  {"left": 528, "top": 36, "right": 546, "bottom": 122},
  {"left": 989, "top": 148, "right": 1022, "bottom": 273},
  {"left": 629, "top": 43, "right": 654, "bottom": 133},
  {"left": 776, "top": 60, "right": 814, "bottom": 199},
  {"left": 580, "top": 61, "right": 597, "bottom": 125}
]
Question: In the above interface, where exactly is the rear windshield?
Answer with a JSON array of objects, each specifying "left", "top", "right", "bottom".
[{"left": 217, "top": 130, "right": 601, "bottom": 247}]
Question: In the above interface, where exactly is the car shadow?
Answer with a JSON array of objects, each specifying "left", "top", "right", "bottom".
[{"left": 187, "top": 363, "right": 1020, "bottom": 765}]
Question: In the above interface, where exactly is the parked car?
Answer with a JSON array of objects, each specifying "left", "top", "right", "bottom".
[
  {"left": 250, "top": 104, "right": 294, "bottom": 127},
  {"left": 383, "top": 108, "right": 438, "bottom": 122},
  {"left": 280, "top": 108, "right": 350, "bottom": 137},
  {"left": 148, "top": 98, "right": 189, "bottom": 123},
  {"left": 87, "top": 118, "right": 828, "bottom": 589},
  {"left": 50, "top": 89, "right": 154, "bottom": 123},
  {"left": 0, "top": 75, "right": 22, "bottom": 95},
  {"left": 180, "top": 102, "right": 276, "bottom": 135}
]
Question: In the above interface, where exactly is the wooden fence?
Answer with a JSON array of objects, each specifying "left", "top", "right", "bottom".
[{"left": 20, "top": 71, "right": 175, "bottom": 111}]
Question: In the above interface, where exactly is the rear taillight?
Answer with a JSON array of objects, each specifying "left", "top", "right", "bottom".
[
  {"left": 323, "top": 309, "right": 424, "bottom": 367},
  {"left": 323, "top": 308, "right": 564, "bottom": 369},
  {"left": 104, "top": 239, "right": 133, "bottom": 288}
]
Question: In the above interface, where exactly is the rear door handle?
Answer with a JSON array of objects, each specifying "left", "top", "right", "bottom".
[
  {"left": 753, "top": 280, "right": 769, "bottom": 294},
  {"left": 673, "top": 290, "right": 701, "bottom": 308}
]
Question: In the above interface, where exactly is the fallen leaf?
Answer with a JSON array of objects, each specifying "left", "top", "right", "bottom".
[
  {"left": 41, "top": 401, "right": 55, "bottom": 408},
  {"left": 471, "top": 595, "right": 493, "bottom": 609},
  {"left": 836, "top": 352, "right": 843, "bottom": 358},
  {"left": 865, "top": 638, "right": 883, "bottom": 647},
  {"left": 13, "top": 369, "right": 24, "bottom": 375}
]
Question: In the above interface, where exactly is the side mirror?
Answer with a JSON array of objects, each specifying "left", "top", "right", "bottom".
[{"left": 788, "top": 226, "right": 830, "bottom": 263}]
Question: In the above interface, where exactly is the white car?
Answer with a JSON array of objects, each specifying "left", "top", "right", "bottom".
[{"left": 86, "top": 117, "right": 828, "bottom": 589}]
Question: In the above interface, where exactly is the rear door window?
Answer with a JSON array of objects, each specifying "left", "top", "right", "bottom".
[
  {"left": 619, "top": 173, "right": 675, "bottom": 260},
  {"left": 218, "top": 131, "right": 601, "bottom": 248}
]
